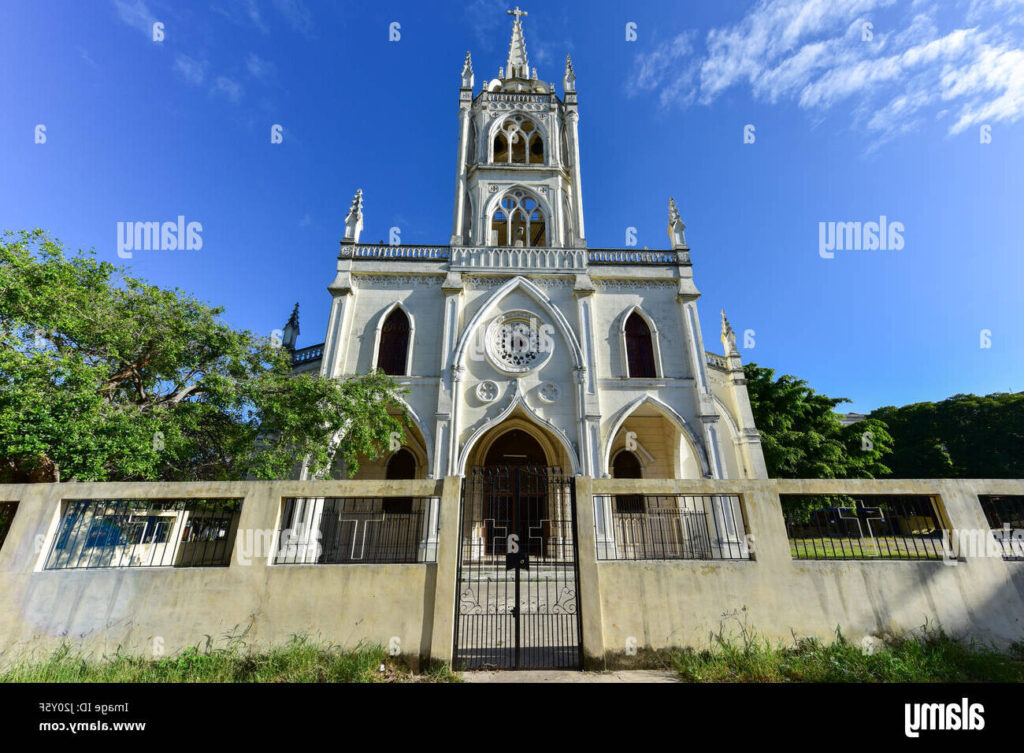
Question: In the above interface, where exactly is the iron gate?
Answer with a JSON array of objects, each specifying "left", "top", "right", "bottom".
[{"left": 454, "top": 465, "right": 582, "bottom": 670}]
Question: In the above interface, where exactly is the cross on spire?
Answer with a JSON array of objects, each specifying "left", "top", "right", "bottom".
[{"left": 504, "top": 6, "right": 530, "bottom": 79}]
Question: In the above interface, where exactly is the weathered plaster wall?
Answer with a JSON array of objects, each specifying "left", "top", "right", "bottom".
[
  {"left": 578, "top": 477, "right": 1024, "bottom": 665},
  {"left": 2, "top": 477, "right": 1023, "bottom": 670}
]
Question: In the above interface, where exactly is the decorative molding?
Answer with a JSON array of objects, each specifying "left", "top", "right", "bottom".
[
  {"left": 456, "top": 379, "right": 581, "bottom": 476},
  {"left": 484, "top": 310, "right": 554, "bottom": 375},
  {"left": 352, "top": 274, "right": 444, "bottom": 288},
  {"left": 464, "top": 275, "right": 574, "bottom": 289},
  {"left": 476, "top": 380, "right": 500, "bottom": 403},
  {"left": 538, "top": 382, "right": 560, "bottom": 404},
  {"left": 592, "top": 279, "right": 677, "bottom": 291}
]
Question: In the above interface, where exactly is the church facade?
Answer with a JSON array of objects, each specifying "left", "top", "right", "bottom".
[{"left": 289, "top": 9, "right": 767, "bottom": 487}]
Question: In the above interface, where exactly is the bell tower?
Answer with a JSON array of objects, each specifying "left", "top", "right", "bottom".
[{"left": 450, "top": 7, "right": 586, "bottom": 249}]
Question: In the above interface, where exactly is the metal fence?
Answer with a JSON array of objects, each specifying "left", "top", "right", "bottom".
[
  {"left": 275, "top": 496, "right": 440, "bottom": 565},
  {"left": 782, "top": 494, "right": 946, "bottom": 560},
  {"left": 0, "top": 502, "right": 18, "bottom": 554},
  {"left": 978, "top": 495, "right": 1024, "bottom": 560},
  {"left": 595, "top": 494, "right": 750, "bottom": 560},
  {"left": 45, "top": 499, "right": 242, "bottom": 569}
]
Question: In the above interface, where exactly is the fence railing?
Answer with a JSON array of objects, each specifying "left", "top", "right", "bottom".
[
  {"left": 705, "top": 351, "right": 730, "bottom": 370},
  {"left": 595, "top": 494, "right": 750, "bottom": 560},
  {"left": 275, "top": 496, "right": 440, "bottom": 565},
  {"left": 587, "top": 249, "right": 678, "bottom": 265},
  {"left": 782, "top": 494, "right": 946, "bottom": 560},
  {"left": 978, "top": 495, "right": 1024, "bottom": 560},
  {"left": 342, "top": 244, "right": 450, "bottom": 261},
  {"left": 291, "top": 343, "right": 323, "bottom": 365},
  {"left": 44, "top": 499, "right": 242, "bottom": 569}
]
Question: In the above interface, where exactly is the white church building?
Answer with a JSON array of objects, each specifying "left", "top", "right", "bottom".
[{"left": 287, "top": 8, "right": 767, "bottom": 486}]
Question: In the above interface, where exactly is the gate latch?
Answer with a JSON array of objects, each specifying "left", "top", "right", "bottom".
[{"left": 506, "top": 553, "right": 529, "bottom": 570}]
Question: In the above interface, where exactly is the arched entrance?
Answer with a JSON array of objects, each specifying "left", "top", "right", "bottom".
[
  {"left": 454, "top": 421, "right": 582, "bottom": 671},
  {"left": 483, "top": 429, "right": 546, "bottom": 468}
]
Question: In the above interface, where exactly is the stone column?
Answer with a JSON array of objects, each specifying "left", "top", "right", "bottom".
[
  {"left": 450, "top": 104, "right": 472, "bottom": 245},
  {"left": 320, "top": 268, "right": 354, "bottom": 380},
  {"left": 434, "top": 273, "right": 464, "bottom": 478},
  {"left": 564, "top": 107, "right": 586, "bottom": 247},
  {"left": 428, "top": 476, "right": 465, "bottom": 664}
]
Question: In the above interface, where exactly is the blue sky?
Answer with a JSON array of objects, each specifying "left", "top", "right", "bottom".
[{"left": 2, "top": 0, "right": 1022, "bottom": 413}]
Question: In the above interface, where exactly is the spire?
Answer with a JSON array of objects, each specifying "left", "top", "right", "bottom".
[
  {"left": 461, "top": 50, "right": 474, "bottom": 89},
  {"left": 343, "top": 188, "right": 364, "bottom": 244},
  {"left": 667, "top": 197, "right": 688, "bottom": 250},
  {"left": 721, "top": 310, "right": 739, "bottom": 356},
  {"left": 504, "top": 6, "right": 529, "bottom": 79},
  {"left": 283, "top": 303, "right": 300, "bottom": 351},
  {"left": 563, "top": 54, "right": 576, "bottom": 92}
]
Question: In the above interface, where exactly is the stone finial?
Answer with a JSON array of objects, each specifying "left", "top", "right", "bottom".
[
  {"left": 668, "top": 196, "right": 688, "bottom": 250},
  {"left": 283, "top": 303, "right": 300, "bottom": 351},
  {"left": 721, "top": 309, "right": 739, "bottom": 356},
  {"left": 461, "top": 51, "right": 474, "bottom": 89},
  {"left": 504, "top": 6, "right": 530, "bottom": 79},
  {"left": 563, "top": 54, "right": 576, "bottom": 92},
  {"left": 343, "top": 189, "right": 364, "bottom": 244}
]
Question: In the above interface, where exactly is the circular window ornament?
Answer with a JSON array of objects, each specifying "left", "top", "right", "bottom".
[
  {"left": 484, "top": 311, "right": 554, "bottom": 375},
  {"left": 538, "top": 382, "right": 560, "bottom": 404},
  {"left": 476, "top": 380, "right": 500, "bottom": 403}
]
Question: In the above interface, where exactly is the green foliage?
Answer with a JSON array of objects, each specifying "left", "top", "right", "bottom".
[
  {"left": 871, "top": 393, "right": 1024, "bottom": 478},
  {"left": 743, "top": 363, "right": 893, "bottom": 478},
  {"left": 0, "top": 229, "right": 406, "bottom": 481},
  {"left": 0, "top": 637, "right": 460, "bottom": 683}
]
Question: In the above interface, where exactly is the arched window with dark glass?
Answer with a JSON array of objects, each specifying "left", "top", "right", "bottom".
[
  {"left": 612, "top": 450, "right": 644, "bottom": 513},
  {"left": 377, "top": 308, "right": 410, "bottom": 376},
  {"left": 625, "top": 312, "right": 656, "bottom": 378},
  {"left": 383, "top": 448, "right": 416, "bottom": 514}
]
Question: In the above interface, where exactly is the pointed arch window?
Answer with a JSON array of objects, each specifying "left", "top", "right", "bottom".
[
  {"left": 377, "top": 308, "right": 410, "bottom": 376},
  {"left": 492, "top": 116, "right": 544, "bottom": 165},
  {"left": 625, "top": 312, "right": 656, "bottom": 378},
  {"left": 612, "top": 449, "right": 644, "bottom": 513},
  {"left": 383, "top": 448, "right": 416, "bottom": 514},
  {"left": 491, "top": 189, "right": 547, "bottom": 247}
]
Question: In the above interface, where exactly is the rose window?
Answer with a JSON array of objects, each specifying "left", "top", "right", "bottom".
[{"left": 484, "top": 311, "right": 553, "bottom": 375}]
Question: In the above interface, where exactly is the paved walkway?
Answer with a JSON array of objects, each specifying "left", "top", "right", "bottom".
[{"left": 458, "top": 669, "right": 679, "bottom": 683}]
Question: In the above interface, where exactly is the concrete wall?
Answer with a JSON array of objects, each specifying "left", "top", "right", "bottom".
[
  {"left": 2, "top": 477, "right": 1023, "bottom": 669},
  {"left": 0, "top": 479, "right": 456, "bottom": 669},
  {"left": 577, "top": 477, "right": 1024, "bottom": 666}
]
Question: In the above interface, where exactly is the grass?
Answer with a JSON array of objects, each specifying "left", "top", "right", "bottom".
[
  {"left": 6, "top": 630, "right": 1021, "bottom": 683},
  {"left": 0, "top": 637, "right": 460, "bottom": 683},
  {"left": 664, "top": 629, "right": 1024, "bottom": 682},
  {"left": 790, "top": 537, "right": 943, "bottom": 560}
]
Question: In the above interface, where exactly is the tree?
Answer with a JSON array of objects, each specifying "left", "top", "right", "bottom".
[
  {"left": 871, "top": 393, "right": 1024, "bottom": 478},
  {"left": 743, "top": 363, "right": 893, "bottom": 478},
  {"left": 0, "top": 229, "right": 407, "bottom": 482}
]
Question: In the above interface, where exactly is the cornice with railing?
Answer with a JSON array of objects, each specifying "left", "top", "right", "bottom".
[{"left": 339, "top": 244, "right": 679, "bottom": 268}]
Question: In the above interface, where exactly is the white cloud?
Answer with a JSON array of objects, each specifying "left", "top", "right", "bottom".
[
  {"left": 246, "top": 53, "right": 276, "bottom": 80},
  {"left": 628, "top": 0, "right": 1024, "bottom": 144},
  {"left": 174, "top": 54, "right": 207, "bottom": 86},
  {"left": 212, "top": 76, "right": 244, "bottom": 103},
  {"left": 272, "top": 0, "right": 313, "bottom": 36},
  {"left": 212, "top": 0, "right": 269, "bottom": 34},
  {"left": 112, "top": 0, "right": 158, "bottom": 36}
]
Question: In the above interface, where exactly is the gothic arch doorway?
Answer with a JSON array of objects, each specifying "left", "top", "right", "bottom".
[
  {"left": 483, "top": 429, "right": 547, "bottom": 468},
  {"left": 455, "top": 421, "right": 581, "bottom": 670}
]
